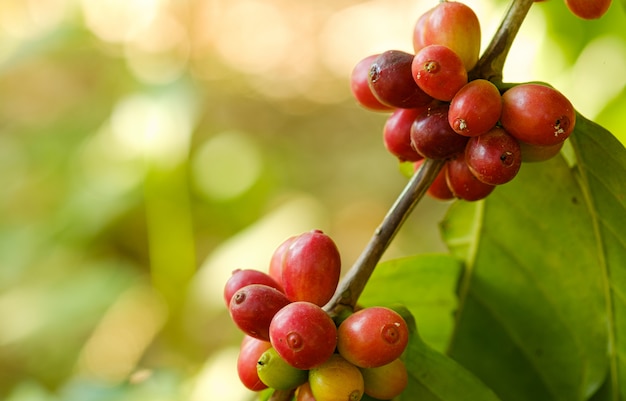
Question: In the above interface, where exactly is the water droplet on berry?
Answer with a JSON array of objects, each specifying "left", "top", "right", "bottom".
[
  {"left": 381, "top": 323, "right": 401, "bottom": 344},
  {"left": 286, "top": 332, "right": 304, "bottom": 351}
]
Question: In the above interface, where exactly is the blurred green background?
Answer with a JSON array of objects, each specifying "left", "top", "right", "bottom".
[{"left": 0, "top": 0, "right": 624, "bottom": 400}]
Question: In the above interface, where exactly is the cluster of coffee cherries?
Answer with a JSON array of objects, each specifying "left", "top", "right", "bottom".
[
  {"left": 225, "top": 229, "right": 410, "bottom": 400},
  {"left": 350, "top": 0, "right": 577, "bottom": 201}
]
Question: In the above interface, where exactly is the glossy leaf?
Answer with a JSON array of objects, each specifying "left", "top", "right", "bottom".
[
  {"left": 441, "top": 113, "right": 625, "bottom": 401},
  {"left": 398, "top": 327, "right": 502, "bottom": 401}
]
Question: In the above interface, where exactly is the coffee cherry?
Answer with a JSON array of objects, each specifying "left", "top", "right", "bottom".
[
  {"left": 465, "top": 127, "right": 522, "bottom": 185},
  {"left": 309, "top": 354, "right": 365, "bottom": 401},
  {"left": 282, "top": 230, "right": 341, "bottom": 306},
  {"left": 237, "top": 335, "right": 272, "bottom": 391},
  {"left": 350, "top": 54, "right": 395, "bottom": 111},
  {"left": 446, "top": 152, "right": 495, "bottom": 201},
  {"left": 269, "top": 301, "right": 337, "bottom": 370},
  {"left": 224, "top": 269, "right": 284, "bottom": 307},
  {"left": 368, "top": 50, "right": 433, "bottom": 109},
  {"left": 500, "top": 83, "right": 576, "bottom": 146},
  {"left": 383, "top": 107, "right": 428, "bottom": 162},
  {"left": 361, "top": 358, "right": 408, "bottom": 400},
  {"left": 412, "top": 44, "right": 468, "bottom": 101},
  {"left": 564, "top": 0, "right": 611, "bottom": 19},
  {"left": 448, "top": 79, "right": 503, "bottom": 137},
  {"left": 257, "top": 347, "right": 308, "bottom": 390},
  {"left": 296, "top": 382, "right": 317, "bottom": 401},
  {"left": 229, "top": 284, "right": 291, "bottom": 341},
  {"left": 410, "top": 104, "right": 469, "bottom": 160},
  {"left": 268, "top": 235, "right": 296, "bottom": 285},
  {"left": 337, "top": 307, "right": 409, "bottom": 368},
  {"left": 519, "top": 140, "right": 564, "bottom": 162},
  {"left": 416, "top": 1, "right": 481, "bottom": 71}
]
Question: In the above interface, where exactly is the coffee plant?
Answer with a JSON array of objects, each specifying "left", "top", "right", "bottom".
[{"left": 225, "top": 0, "right": 626, "bottom": 400}]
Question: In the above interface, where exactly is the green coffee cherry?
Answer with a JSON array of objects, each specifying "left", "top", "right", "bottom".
[
  {"left": 361, "top": 358, "right": 408, "bottom": 399},
  {"left": 257, "top": 347, "right": 308, "bottom": 390}
]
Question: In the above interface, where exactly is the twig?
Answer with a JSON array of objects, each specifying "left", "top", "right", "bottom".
[
  {"left": 469, "top": 0, "right": 535, "bottom": 82},
  {"left": 324, "top": 158, "right": 446, "bottom": 316}
]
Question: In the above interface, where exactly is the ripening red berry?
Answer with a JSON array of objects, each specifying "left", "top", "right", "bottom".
[
  {"left": 415, "top": 1, "right": 481, "bottom": 71},
  {"left": 337, "top": 307, "right": 409, "bottom": 368},
  {"left": 564, "top": 0, "right": 611, "bottom": 19},
  {"left": 465, "top": 127, "right": 522, "bottom": 185},
  {"left": 368, "top": 50, "right": 433, "bottom": 109},
  {"left": 229, "top": 284, "right": 291, "bottom": 341},
  {"left": 410, "top": 104, "right": 469, "bottom": 160},
  {"left": 500, "top": 83, "right": 576, "bottom": 146},
  {"left": 446, "top": 152, "right": 496, "bottom": 201},
  {"left": 237, "top": 335, "right": 272, "bottom": 391},
  {"left": 350, "top": 54, "right": 395, "bottom": 111},
  {"left": 412, "top": 44, "right": 468, "bottom": 101},
  {"left": 448, "top": 79, "right": 503, "bottom": 137},
  {"left": 268, "top": 235, "right": 296, "bottom": 285},
  {"left": 224, "top": 269, "right": 284, "bottom": 307},
  {"left": 383, "top": 107, "right": 428, "bottom": 162},
  {"left": 269, "top": 301, "right": 337, "bottom": 370},
  {"left": 282, "top": 230, "right": 341, "bottom": 306}
]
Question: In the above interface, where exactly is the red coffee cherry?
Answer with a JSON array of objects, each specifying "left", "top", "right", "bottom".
[
  {"left": 465, "top": 127, "right": 522, "bottom": 185},
  {"left": 412, "top": 44, "right": 468, "bottom": 102},
  {"left": 236, "top": 335, "right": 272, "bottom": 391},
  {"left": 448, "top": 79, "right": 503, "bottom": 137},
  {"left": 282, "top": 229, "right": 341, "bottom": 307},
  {"left": 564, "top": 0, "right": 611, "bottom": 19},
  {"left": 337, "top": 306, "right": 409, "bottom": 368},
  {"left": 383, "top": 107, "right": 429, "bottom": 162},
  {"left": 500, "top": 83, "right": 576, "bottom": 146},
  {"left": 229, "top": 284, "right": 291, "bottom": 341},
  {"left": 268, "top": 235, "right": 296, "bottom": 285},
  {"left": 446, "top": 152, "right": 496, "bottom": 201},
  {"left": 224, "top": 269, "right": 284, "bottom": 307},
  {"left": 296, "top": 382, "right": 317, "bottom": 401},
  {"left": 410, "top": 104, "right": 469, "bottom": 160},
  {"left": 415, "top": 1, "right": 481, "bottom": 71},
  {"left": 350, "top": 54, "right": 395, "bottom": 111},
  {"left": 368, "top": 50, "right": 433, "bottom": 109},
  {"left": 269, "top": 301, "right": 337, "bottom": 370}
]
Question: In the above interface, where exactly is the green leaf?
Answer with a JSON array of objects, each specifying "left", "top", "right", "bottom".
[
  {"left": 569, "top": 114, "right": 626, "bottom": 400},
  {"left": 441, "top": 113, "right": 626, "bottom": 401},
  {"left": 398, "top": 329, "right": 502, "bottom": 401},
  {"left": 359, "top": 254, "right": 462, "bottom": 352}
]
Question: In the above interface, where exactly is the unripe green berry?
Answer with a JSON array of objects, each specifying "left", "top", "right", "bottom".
[{"left": 257, "top": 347, "right": 308, "bottom": 390}]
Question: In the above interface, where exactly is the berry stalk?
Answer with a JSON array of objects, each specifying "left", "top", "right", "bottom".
[
  {"left": 469, "top": 0, "right": 535, "bottom": 82},
  {"left": 324, "top": 158, "right": 445, "bottom": 317}
]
